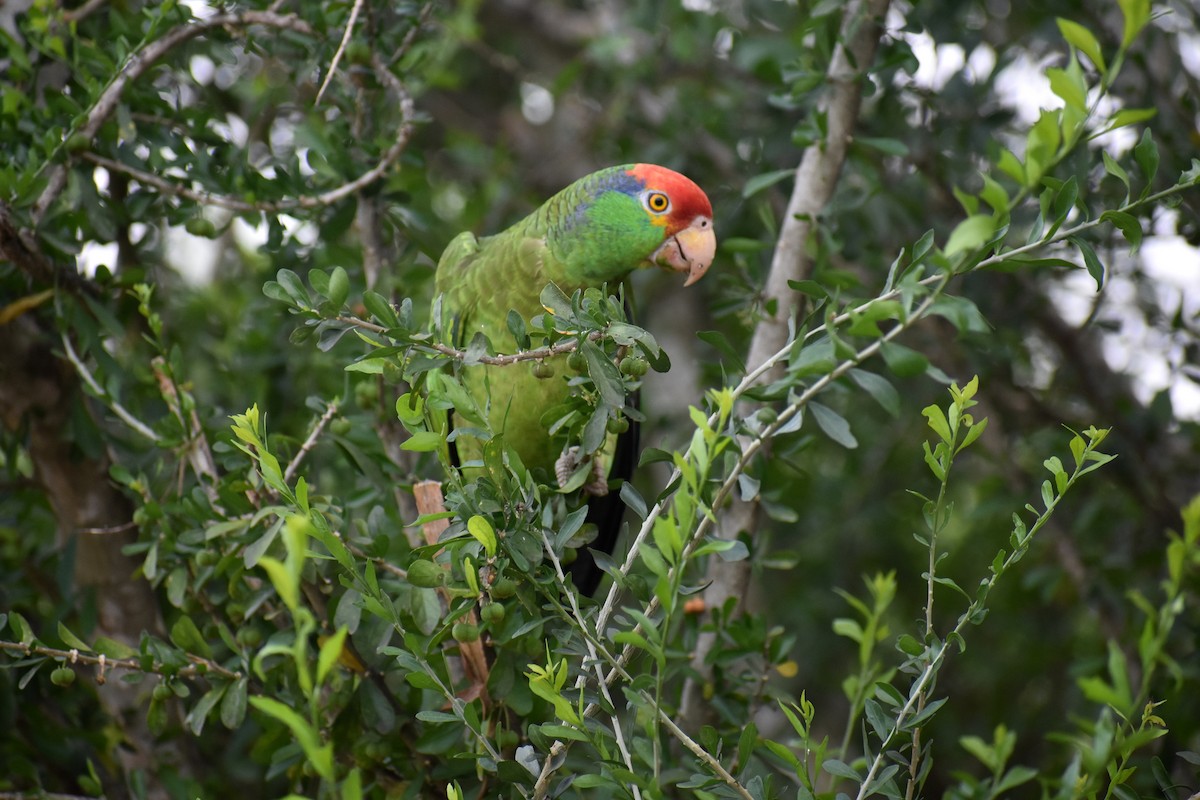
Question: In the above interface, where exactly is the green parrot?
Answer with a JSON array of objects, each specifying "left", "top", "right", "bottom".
[{"left": 433, "top": 163, "right": 716, "bottom": 590}]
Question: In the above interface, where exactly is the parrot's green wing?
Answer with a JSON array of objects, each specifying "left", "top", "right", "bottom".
[
  {"left": 436, "top": 230, "right": 568, "bottom": 473},
  {"left": 432, "top": 164, "right": 717, "bottom": 593}
]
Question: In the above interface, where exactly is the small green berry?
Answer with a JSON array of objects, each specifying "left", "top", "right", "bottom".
[
  {"left": 619, "top": 356, "right": 649, "bottom": 378},
  {"left": 51, "top": 666, "right": 76, "bottom": 687},
  {"left": 407, "top": 559, "right": 446, "bottom": 588},
  {"left": 480, "top": 603, "right": 506, "bottom": 625},
  {"left": 452, "top": 622, "right": 480, "bottom": 643},
  {"left": 184, "top": 218, "right": 218, "bottom": 238},
  {"left": 490, "top": 577, "right": 517, "bottom": 599}
]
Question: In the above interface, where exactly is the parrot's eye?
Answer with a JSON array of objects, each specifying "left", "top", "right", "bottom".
[{"left": 643, "top": 191, "right": 671, "bottom": 214}]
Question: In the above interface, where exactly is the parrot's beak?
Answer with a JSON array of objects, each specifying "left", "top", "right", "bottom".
[{"left": 653, "top": 218, "right": 716, "bottom": 287}]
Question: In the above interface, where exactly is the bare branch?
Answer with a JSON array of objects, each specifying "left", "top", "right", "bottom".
[
  {"left": 335, "top": 314, "right": 607, "bottom": 366},
  {"left": 0, "top": 639, "right": 242, "bottom": 681},
  {"left": 684, "top": 0, "right": 891, "bottom": 727},
  {"left": 61, "top": 333, "right": 162, "bottom": 443},
  {"left": 751, "top": 0, "right": 893, "bottom": 372},
  {"left": 61, "top": 0, "right": 107, "bottom": 24},
  {"left": 315, "top": 0, "right": 365, "bottom": 104},
  {"left": 283, "top": 400, "right": 340, "bottom": 485}
]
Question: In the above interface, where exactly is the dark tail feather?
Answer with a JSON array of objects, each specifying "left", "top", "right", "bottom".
[{"left": 571, "top": 412, "right": 640, "bottom": 596}]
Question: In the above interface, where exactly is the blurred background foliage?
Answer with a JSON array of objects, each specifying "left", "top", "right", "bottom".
[{"left": 1, "top": 0, "right": 1199, "bottom": 798}]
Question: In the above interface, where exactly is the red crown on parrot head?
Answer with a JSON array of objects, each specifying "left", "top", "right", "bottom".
[
  {"left": 626, "top": 164, "right": 716, "bottom": 286},
  {"left": 626, "top": 163, "right": 714, "bottom": 228}
]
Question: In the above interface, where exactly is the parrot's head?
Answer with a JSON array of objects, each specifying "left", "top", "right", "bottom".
[
  {"left": 626, "top": 164, "right": 716, "bottom": 287},
  {"left": 554, "top": 164, "right": 716, "bottom": 286}
]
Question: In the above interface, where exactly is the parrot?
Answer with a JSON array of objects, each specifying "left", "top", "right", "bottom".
[{"left": 433, "top": 163, "right": 716, "bottom": 592}]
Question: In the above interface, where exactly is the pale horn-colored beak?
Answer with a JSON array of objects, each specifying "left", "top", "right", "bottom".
[{"left": 652, "top": 218, "right": 716, "bottom": 287}]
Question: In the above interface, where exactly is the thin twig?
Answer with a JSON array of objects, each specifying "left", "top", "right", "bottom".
[
  {"left": 533, "top": 534, "right": 642, "bottom": 800},
  {"left": 62, "top": 0, "right": 107, "bottom": 23},
  {"left": 32, "top": 10, "right": 314, "bottom": 223},
  {"left": 346, "top": 541, "right": 407, "bottom": 579},
  {"left": 152, "top": 356, "right": 220, "bottom": 503},
  {"left": 0, "top": 640, "right": 241, "bottom": 681},
  {"left": 60, "top": 333, "right": 162, "bottom": 443},
  {"left": 283, "top": 401, "right": 340, "bottom": 484},
  {"left": 336, "top": 314, "right": 607, "bottom": 366},
  {"left": 315, "top": 0, "right": 365, "bottom": 104}
]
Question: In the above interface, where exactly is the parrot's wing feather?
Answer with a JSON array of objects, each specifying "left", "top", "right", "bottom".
[{"left": 435, "top": 230, "right": 483, "bottom": 346}]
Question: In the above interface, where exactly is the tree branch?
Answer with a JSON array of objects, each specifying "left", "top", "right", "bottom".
[
  {"left": 684, "top": 0, "right": 892, "bottom": 727},
  {"left": 0, "top": 640, "right": 241, "bottom": 681},
  {"left": 32, "top": 10, "right": 315, "bottom": 223}
]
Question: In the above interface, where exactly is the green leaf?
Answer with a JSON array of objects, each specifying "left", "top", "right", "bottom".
[
  {"left": 1179, "top": 158, "right": 1200, "bottom": 186},
  {"left": 327, "top": 265, "right": 350, "bottom": 309},
  {"left": 539, "top": 282, "right": 573, "bottom": 318},
  {"left": 880, "top": 342, "right": 929, "bottom": 378},
  {"left": 1026, "top": 110, "right": 1062, "bottom": 184},
  {"left": 1118, "top": 0, "right": 1151, "bottom": 48},
  {"left": 1049, "top": 176, "right": 1078, "bottom": 234},
  {"left": 979, "top": 173, "right": 1009, "bottom": 215},
  {"left": 342, "top": 768, "right": 363, "bottom": 800},
  {"left": 957, "top": 417, "right": 988, "bottom": 454},
  {"left": 698, "top": 330, "right": 747, "bottom": 373},
  {"left": 57, "top": 621, "right": 90, "bottom": 651},
  {"left": 1133, "top": 128, "right": 1159, "bottom": 197},
  {"left": 922, "top": 404, "right": 952, "bottom": 444},
  {"left": 467, "top": 515, "right": 498, "bottom": 557},
  {"left": 362, "top": 290, "right": 399, "bottom": 328},
  {"left": 1069, "top": 236, "right": 1105, "bottom": 290},
  {"left": 258, "top": 555, "right": 298, "bottom": 612},
  {"left": 170, "top": 615, "right": 213, "bottom": 659},
  {"left": 737, "top": 722, "right": 758, "bottom": 772},
  {"left": 996, "top": 150, "right": 1024, "bottom": 184},
  {"left": 849, "top": 369, "right": 900, "bottom": 417},
  {"left": 345, "top": 358, "right": 383, "bottom": 374},
  {"left": 401, "top": 430, "right": 444, "bottom": 452},
  {"left": 945, "top": 215, "right": 995, "bottom": 257},
  {"left": 1096, "top": 107, "right": 1156, "bottom": 137},
  {"left": 317, "top": 626, "right": 349, "bottom": 687},
  {"left": 580, "top": 339, "right": 625, "bottom": 408},
  {"left": 185, "top": 684, "right": 226, "bottom": 736},
  {"left": 1101, "top": 151, "right": 1131, "bottom": 201},
  {"left": 743, "top": 168, "right": 793, "bottom": 198},
  {"left": 619, "top": 481, "right": 648, "bottom": 520},
  {"left": 959, "top": 734, "right": 997, "bottom": 772},
  {"left": 1056, "top": 18, "right": 1106, "bottom": 73},
  {"left": 271, "top": 268, "right": 309, "bottom": 308},
  {"left": 249, "top": 696, "right": 335, "bottom": 781},
  {"left": 822, "top": 759, "right": 862, "bottom": 780},
  {"left": 856, "top": 136, "right": 909, "bottom": 157},
  {"left": 1100, "top": 210, "right": 1142, "bottom": 254},
  {"left": 904, "top": 696, "right": 947, "bottom": 729},
  {"left": 220, "top": 677, "right": 248, "bottom": 729},
  {"left": 1047, "top": 66, "right": 1087, "bottom": 112},
  {"left": 809, "top": 402, "right": 857, "bottom": 449}
]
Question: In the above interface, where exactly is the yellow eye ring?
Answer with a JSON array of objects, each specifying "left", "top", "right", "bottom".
[{"left": 644, "top": 191, "right": 670, "bottom": 214}]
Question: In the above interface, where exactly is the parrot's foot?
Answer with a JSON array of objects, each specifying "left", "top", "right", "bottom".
[{"left": 555, "top": 447, "right": 610, "bottom": 497}]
